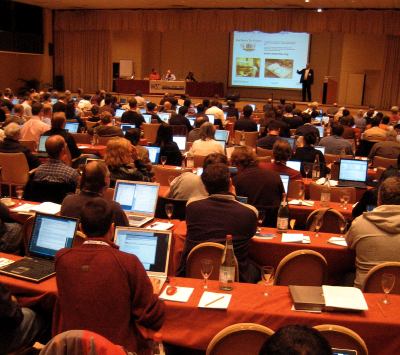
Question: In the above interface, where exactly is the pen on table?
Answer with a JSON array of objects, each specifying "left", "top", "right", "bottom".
[{"left": 204, "top": 295, "right": 225, "bottom": 307}]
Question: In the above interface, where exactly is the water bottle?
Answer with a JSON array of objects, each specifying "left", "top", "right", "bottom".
[
  {"left": 277, "top": 193, "right": 289, "bottom": 233},
  {"left": 312, "top": 154, "right": 320, "bottom": 180},
  {"left": 219, "top": 235, "right": 236, "bottom": 291},
  {"left": 320, "top": 175, "right": 331, "bottom": 207},
  {"left": 152, "top": 332, "right": 165, "bottom": 355}
]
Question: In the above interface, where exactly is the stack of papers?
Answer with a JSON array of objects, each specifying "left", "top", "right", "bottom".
[
  {"left": 159, "top": 286, "right": 194, "bottom": 303},
  {"left": 288, "top": 200, "right": 314, "bottom": 206},
  {"left": 12, "top": 203, "right": 37, "bottom": 213},
  {"left": 328, "top": 237, "right": 347, "bottom": 247},
  {"left": 198, "top": 291, "right": 232, "bottom": 309},
  {"left": 281, "top": 233, "right": 310, "bottom": 244},
  {"left": 12, "top": 202, "right": 61, "bottom": 215},
  {"left": 0, "top": 257, "right": 14, "bottom": 268},
  {"left": 322, "top": 285, "right": 368, "bottom": 311}
]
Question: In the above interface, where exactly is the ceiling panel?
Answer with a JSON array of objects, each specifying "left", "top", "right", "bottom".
[{"left": 14, "top": 0, "right": 400, "bottom": 10}]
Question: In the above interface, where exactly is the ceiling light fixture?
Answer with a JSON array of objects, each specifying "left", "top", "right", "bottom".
[{"left": 317, "top": 8, "right": 323, "bottom": 12}]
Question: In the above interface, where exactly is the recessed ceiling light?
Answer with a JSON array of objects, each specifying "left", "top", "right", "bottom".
[
  {"left": 317, "top": 8, "right": 323, "bottom": 12},
  {"left": 305, "top": 0, "right": 310, "bottom": 3}
]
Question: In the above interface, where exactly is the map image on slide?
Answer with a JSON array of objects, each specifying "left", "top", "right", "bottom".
[
  {"left": 235, "top": 57, "right": 260, "bottom": 78},
  {"left": 265, "top": 59, "right": 293, "bottom": 79}
]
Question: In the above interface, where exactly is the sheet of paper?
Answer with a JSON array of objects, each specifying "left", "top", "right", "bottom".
[
  {"left": 159, "top": 286, "right": 194, "bottom": 303},
  {"left": 328, "top": 237, "right": 347, "bottom": 247},
  {"left": 253, "top": 233, "right": 276, "bottom": 240},
  {"left": 0, "top": 257, "right": 14, "bottom": 268},
  {"left": 198, "top": 291, "right": 232, "bottom": 309},
  {"left": 146, "top": 222, "right": 174, "bottom": 230},
  {"left": 322, "top": 285, "right": 368, "bottom": 311},
  {"left": 30, "top": 202, "right": 61, "bottom": 215},
  {"left": 11, "top": 203, "right": 37, "bottom": 213},
  {"left": 281, "top": 233, "right": 304, "bottom": 243},
  {"left": 288, "top": 200, "right": 314, "bottom": 206}
]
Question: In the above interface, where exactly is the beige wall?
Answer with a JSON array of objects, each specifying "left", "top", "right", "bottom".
[{"left": 0, "top": 9, "right": 53, "bottom": 92}]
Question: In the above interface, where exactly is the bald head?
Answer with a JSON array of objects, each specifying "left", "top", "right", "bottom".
[
  {"left": 81, "top": 160, "right": 109, "bottom": 193},
  {"left": 45, "top": 135, "right": 66, "bottom": 159},
  {"left": 52, "top": 112, "right": 66, "bottom": 129}
]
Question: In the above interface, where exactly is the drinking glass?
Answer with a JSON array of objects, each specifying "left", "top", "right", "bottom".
[
  {"left": 304, "top": 164, "right": 311, "bottom": 183},
  {"left": 200, "top": 258, "right": 214, "bottom": 289},
  {"left": 161, "top": 156, "right": 167, "bottom": 167},
  {"left": 15, "top": 186, "right": 24, "bottom": 204},
  {"left": 165, "top": 203, "right": 174, "bottom": 221},
  {"left": 381, "top": 273, "right": 395, "bottom": 305},
  {"left": 297, "top": 182, "right": 305, "bottom": 204},
  {"left": 341, "top": 194, "right": 350, "bottom": 209},
  {"left": 262, "top": 266, "right": 275, "bottom": 296},
  {"left": 314, "top": 218, "right": 322, "bottom": 237},
  {"left": 257, "top": 209, "right": 266, "bottom": 233},
  {"left": 338, "top": 219, "right": 347, "bottom": 238}
]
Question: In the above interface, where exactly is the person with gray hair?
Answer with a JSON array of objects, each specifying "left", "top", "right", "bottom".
[
  {"left": 188, "top": 122, "right": 225, "bottom": 156},
  {"left": 346, "top": 176, "right": 400, "bottom": 288},
  {"left": 368, "top": 129, "right": 400, "bottom": 160},
  {"left": 0, "top": 122, "right": 40, "bottom": 169}
]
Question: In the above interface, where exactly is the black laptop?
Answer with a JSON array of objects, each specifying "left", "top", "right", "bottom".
[
  {"left": 0, "top": 213, "right": 78, "bottom": 282},
  {"left": 337, "top": 159, "right": 368, "bottom": 188}
]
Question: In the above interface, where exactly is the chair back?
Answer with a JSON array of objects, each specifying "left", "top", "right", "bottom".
[
  {"left": 274, "top": 249, "right": 328, "bottom": 286},
  {"left": 155, "top": 196, "right": 188, "bottom": 220},
  {"left": 21, "top": 215, "right": 35, "bottom": 255},
  {"left": 373, "top": 156, "right": 397, "bottom": 169},
  {"left": 234, "top": 131, "right": 258, "bottom": 148},
  {"left": 309, "top": 182, "right": 356, "bottom": 204},
  {"left": 0, "top": 152, "right": 30, "bottom": 196},
  {"left": 23, "top": 178, "right": 77, "bottom": 204},
  {"left": 314, "top": 324, "right": 368, "bottom": 355},
  {"left": 362, "top": 262, "right": 400, "bottom": 294},
  {"left": 19, "top": 140, "right": 36, "bottom": 152},
  {"left": 171, "top": 125, "right": 188, "bottom": 136},
  {"left": 324, "top": 154, "right": 353, "bottom": 165},
  {"left": 256, "top": 147, "right": 273, "bottom": 158},
  {"left": 193, "top": 155, "right": 206, "bottom": 168},
  {"left": 85, "top": 120, "right": 98, "bottom": 130},
  {"left": 103, "top": 187, "right": 115, "bottom": 201},
  {"left": 186, "top": 242, "right": 224, "bottom": 280},
  {"left": 153, "top": 165, "right": 191, "bottom": 186},
  {"left": 206, "top": 323, "right": 274, "bottom": 355},
  {"left": 287, "top": 179, "right": 305, "bottom": 199},
  {"left": 306, "top": 208, "right": 346, "bottom": 234},
  {"left": 142, "top": 123, "right": 161, "bottom": 144},
  {"left": 98, "top": 136, "right": 114, "bottom": 146}
]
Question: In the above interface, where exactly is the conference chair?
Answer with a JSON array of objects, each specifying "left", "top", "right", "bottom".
[
  {"left": 206, "top": 323, "right": 274, "bottom": 355},
  {"left": 19, "top": 140, "right": 36, "bottom": 152},
  {"left": 155, "top": 196, "right": 188, "bottom": 220},
  {"left": 274, "top": 249, "right": 328, "bottom": 286},
  {"left": 0, "top": 152, "right": 31, "bottom": 197},
  {"left": 153, "top": 165, "right": 191, "bottom": 186},
  {"left": 355, "top": 140, "right": 376, "bottom": 157},
  {"left": 256, "top": 147, "right": 273, "bottom": 158},
  {"left": 362, "top": 262, "right": 400, "bottom": 294},
  {"left": 373, "top": 156, "right": 397, "bottom": 169},
  {"left": 23, "top": 178, "right": 77, "bottom": 204},
  {"left": 234, "top": 131, "right": 258, "bottom": 148},
  {"left": 309, "top": 182, "right": 356, "bottom": 204},
  {"left": 313, "top": 324, "right": 368, "bottom": 355},
  {"left": 142, "top": 123, "right": 161, "bottom": 144},
  {"left": 85, "top": 120, "right": 98, "bottom": 131},
  {"left": 193, "top": 155, "right": 206, "bottom": 168},
  {"left": 306, "top": 208, "right": 346, "bottom": 234}
]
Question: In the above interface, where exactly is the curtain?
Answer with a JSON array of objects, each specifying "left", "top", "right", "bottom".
[
  {"left": 54, "top": 30, "right": 112, "bottom": 92},
  {"left": 380, "top": 36, "right": 400, "bottom": 109},
  {"left": 54, "top": 9, "right": 400, "bottom": 36}
]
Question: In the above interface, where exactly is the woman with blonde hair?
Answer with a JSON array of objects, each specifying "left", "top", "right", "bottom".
[
  {"left": 105, "top": 137, "right": 151, "bottom": 187},
  {"left": 188, "top": 122, "right": 225, "bottom": 156}
]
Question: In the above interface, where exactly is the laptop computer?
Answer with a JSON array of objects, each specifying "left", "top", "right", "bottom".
[
  {"left": 142, "top": 114, "right": 152, "bottom": 124},
  {"left": 158, "top": 112, "right": 171, "bottom": 124},
  {"left": 145, "top": 146, "right": 161, "bottom": 164},
  {"left": 286, "top": 160, "right": 301, "bottom": 172},
  {"left": 316, "top": 126, "right": 324, "bottom": 137},
  {"left": 279, "top": 174, "right": 290, "bottom": 194},
  {"left": 114, "top": 227, "right": 172, "bottom": 293},
  {"left": 0, "top": 213, "right": 78, "bottom": 282},
  {"left": 121, "top": 124, "right": 136, "bottom": 133},
  {"left": 215, "top": 129, "right": 229, "bottom": 143},
  {"left": 50, "top": 98, "right": 58, "bottom": 105},
  {"left": 120, "top": 98, "right": 127, "bottom": 104},
  {"left": 34, "top": 135, "right": 50, "bottom": 158},
  {"left": 173, "top": 136, "right": 187, "bottom": 152},
  {"left": 113, "top": 180, "right": 160, "bottom": 227},
  {"left": 140, "top": 108, "right": 146, "bottom": 114},
  {"left": 315, "top": 145, "right": 326, "bottom": 155},
  {"left": 12, "top": 98, "right": 19, "bottom": 105},
  {"left": 337, "top": 159, "right": 368, "bottom": 188},
  {"left": 280, "top": 137, "right": 296, "bottom": 151},
  {"left": 115, "top": 108, "right": 125, "bottom": 118},
  {"left": 188, "top": 116, "right": 196, "bottom": 127},
  {"left": 206, "top": 114, "right": 215, "bottom": 124},
  {"left": 65, "top": 121, "right": 79, "bottom": 133}
]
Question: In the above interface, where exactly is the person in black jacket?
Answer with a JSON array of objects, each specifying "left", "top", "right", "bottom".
[
  {"left": 297, "top": 63, "right": 314, "bottom": 102},
  {"left": 234, "top": 105, "right": 258, "bottom": 132},
  {"left": 153, "top": 124, "right": 182, "bottom": 166},
  {"left": 121, "top": 99, "right": 145, "bottom": 128}
]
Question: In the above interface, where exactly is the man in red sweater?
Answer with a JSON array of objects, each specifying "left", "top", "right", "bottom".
[{"left": 55, "top": 198, "right": 165, "bottom": 353}]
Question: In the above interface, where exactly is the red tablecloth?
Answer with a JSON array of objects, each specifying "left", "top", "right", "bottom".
[{"left": 161, "top": 277, "right": 400, "bottom": 355}]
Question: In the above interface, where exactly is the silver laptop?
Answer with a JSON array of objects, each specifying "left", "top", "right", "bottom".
[
  {"left": 215, "top": 129, "right": 229, "bottom": 143},
  {"left": 280, "top": 174, "right": 290, "bottom": 194},
  {"left": 206, "top": 114, "right": 215, "bottom": 124},
  {"left": 0, "top": 213, "right": 78, "bottom": 282},
  {"left": 113, "top": 180, "right": 160, "bottom": 227},
  {"left": 338, "top": 159, "right": 368, "bottom": 188},
  {"left": 158, "top": 112, "right": 171, "bottom": 124},
  {"left": 286, "top": 160, "right": 301, "bottom": 172},
  {"left": 65, "top": 122, "right": 79, "bottom": 133},
  {"left": 142, "top": 114, "right": 152, "bottom": 124},
  {"left": 173, "top": 135, "right": 187, "bottom": 152},
  {"left": 114, "top": 227, "right": 171, "bottom": 293},
  {"left": 316, "top": 126, "right": 324, "bottom": 137},
  {"left": 145, "top": 146, "right": 161, "bottom": 164},
  {"left": 38, "top": 135, "right": 49, "bottom": 153},
  {"left": 115, "top": 108, "right": 125, "bottom": 118}
]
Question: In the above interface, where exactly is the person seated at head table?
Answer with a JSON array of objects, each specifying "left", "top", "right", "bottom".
[
  {"left": 104, "top": 137, "right": 152, "bottom": 188},
  {"left": 177, "top": 162, "right": 260, "bottom": 283},
  {"left": 55, "top": 198, "right": 165, "bottom": 354},
  {"left": 61, "top": 160, "right": 128, "bottom": 227}
]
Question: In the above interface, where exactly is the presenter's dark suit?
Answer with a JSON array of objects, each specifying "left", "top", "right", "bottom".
[{"left": 297, "top": 68, "right": 314, "bottom": 102}]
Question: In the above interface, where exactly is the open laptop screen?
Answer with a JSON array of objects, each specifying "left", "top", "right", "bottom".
[
  {"left": 115, "top": 108, "right": 125, "bottom": 118},
  {"left": 316, "top": 126, "right": 324, "bottom": 137},
  {"left": 286, "top": 160, "right": 301, "bottom": 172},
  {"left": 114, "top": 181, "right": 159, "bottom": 215},
  {"left": 215, "top": 129, "right": 229, "bottom": 143},
  {"left": 280, "top": 174, "right": 290, "bottom": 193},
  {"left": 315, "top": 146, "right": 325, "bottom": 155},
  {"left": 142, "top": 114, "right": 152, "bottom": 124},
  {"left": 339, "top": 159, "right": 368, "bottom": 183},
  {"left": 121, "top": 124, "right": 136, "bottom": 133},
  {"left": 38, "top": 135, "right": 49, "bottom": 153},
  {"left": 145, "top": 146, "right": 161, "bottom": 164},
  {"left": 114, "top": 228, "right": 170, "bottom": 273},
  {"left": 158, "top": 113, "right": 170, "bottom": 123},
  {"left": 173, "top": 136, "right": 187, "bottom": 151},
  {"left": 206, "top": 114, "right": 215, "bottom": 124},
  {"left": 280, "top": 137, "right": 296, "bottom": 150},
  {"left": 65, "top": 122, "right": 79, "bottom": 133},
  {"left": 29, "top": 214, "right": 77, "bottom": 259}
]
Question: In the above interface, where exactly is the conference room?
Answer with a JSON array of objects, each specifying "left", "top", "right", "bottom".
[{"left": 1, "top": 1, "right": 400, "bottom": 354}]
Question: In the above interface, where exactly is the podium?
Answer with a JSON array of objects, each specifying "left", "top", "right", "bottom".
[{"left": 322, "top": 76, "right": 338, "bottom": 104}]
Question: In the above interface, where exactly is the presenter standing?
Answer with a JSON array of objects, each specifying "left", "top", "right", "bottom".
[
  {"left": 163, "top": 69, "right": 176, "bottom": 81},
  {"left": 297, "top": 63, "right": 314, "bottom": 102}
]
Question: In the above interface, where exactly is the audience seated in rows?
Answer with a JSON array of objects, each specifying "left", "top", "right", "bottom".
[
  {"left": 55, "top": 198, "right": 165, "bottom": 354},
  {"left": 188, "top": 116, "right": 208, "bottom": 142},
  {"left": 169, "top": 105, "right": 193, "bottom": 132}
]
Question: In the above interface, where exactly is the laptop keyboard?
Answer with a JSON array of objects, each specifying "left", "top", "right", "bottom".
[
  {"left": 2, "top": 258, "right": 55, "bottom": 279},
  {"left": 338, "top": 181, "right": 366, "bottom": 188}
]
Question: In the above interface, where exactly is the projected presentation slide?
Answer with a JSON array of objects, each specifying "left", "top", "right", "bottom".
[{"left": 230, "top": 31, "right": 310, "bottom": 89}]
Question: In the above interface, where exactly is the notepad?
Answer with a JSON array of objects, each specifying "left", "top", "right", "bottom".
[
  {"left": 29, "top": 202, "right": 61, "bottom": 215},
  {"left": 12, "top": 203, "right": 37, "bottom": 213},
  {"left": 0, "top": 257, "right": 14, "bottom": 268},
  {"left": 328, "top": 237, "right": 347, "bottom": 247},
  {"left": 288, "top": 200, "right": 315, "bottom": 206},
  {"left": 146, "top": 222, "right": 174, "bottom": 230},
  {"left": 159, "top": 286, "right": 194, "bottom": 303},
  {"left": 281, "top": 233, "right": 310, "bottom": 244},
  {"left": 322, "top": 285, "right": 368, "bottom": 311},
  {"left": 198, "top": 291, "right": 232, "bottom": 309}
]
